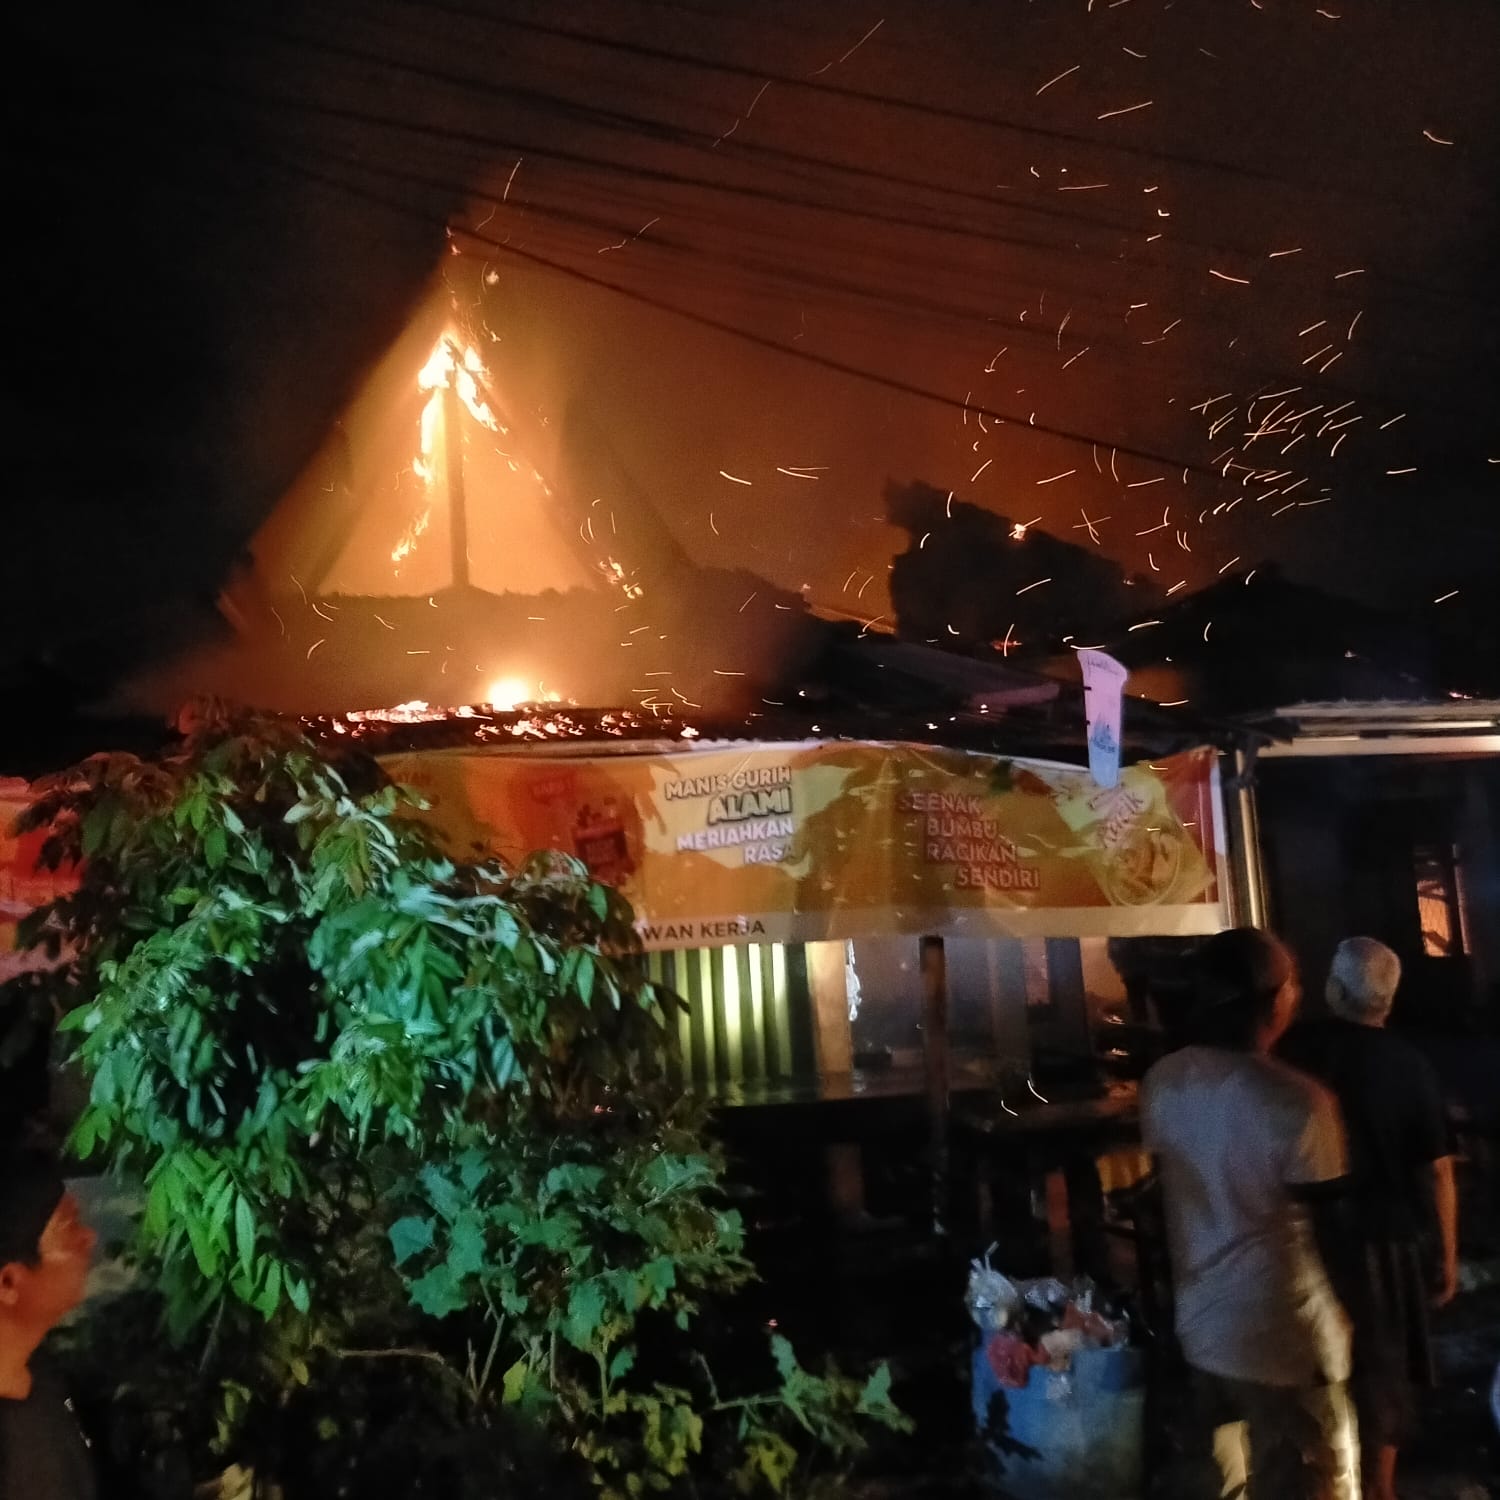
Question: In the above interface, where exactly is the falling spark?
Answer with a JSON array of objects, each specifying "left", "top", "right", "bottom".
[
  {"left": 1037, "top": 469, "right": 1076, "bottom": 484},
  {"left": 719, "top": 470, "right": 752, "bottom": 485},
  {"left": 1422, "top": 128, "right": 1454, "bottom": 145},
  {"left": 1036, "top": 63, "right": 1081, "bottom": 95},
  {"left": 1379, "top": 413, "right": 1406, "bottom": 429},
  {"left": 306, "top": 639, "right": 325, "bottom": 659},
  {"left": 1073, "top": 509, "right": 1109, "bottom": 543},
  {"left": 1269, "top": 247, "right": 1303, "bottom": 258},
  {"left": 775, "top": 466, "right": 819, "bottom": 479},
  {"left": 971, "top": 458, "right": 994, "bottom": 482},
  {"left": 1209, "top": 269, "right": 1251, "bottom": 285},
  {"left": 1386, "top": 467, "right": 1417, "bottom": 475},
  {"left": 1128, "top": 619, "right": 1162, "bottom": 631},
  {"left": 1433, "top": 590, "right": 1459, "bottom": 603},
  {"left": 811, "top": 17, "right": 884, "bottom": 75},
  {"left": 597, "top": 216, "right": 659, "bottom": 254},
  {"left": 502, "top": 158, "right": 522, "bottom": 200},
  {"left": 1218, "top": 556, "right": 1241, "bottom": 574},
  {"left": 1015, "top": 577, "right": 1052, "bottom": 595},
  {"left": 1098, "top": 100, "right": 1153, "bottom": 120},
  {"left": 1334, "top": 268, "right": 1366, "bottom": 279}
]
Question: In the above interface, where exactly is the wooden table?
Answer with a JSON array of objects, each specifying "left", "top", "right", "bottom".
[{"left": 952, "top": 1083, "right": 1146, "bottom": 1278}]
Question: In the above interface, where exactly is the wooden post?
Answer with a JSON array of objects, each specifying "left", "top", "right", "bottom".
[
  {"left": 807, "top": 940, "right": 863, "bottom": 1223},
  {"left": 443, "top": 358, "right": 470, "bottom": 590},
  {"left": 921, "top": 934, "right": 950, "bottom": 1237}
]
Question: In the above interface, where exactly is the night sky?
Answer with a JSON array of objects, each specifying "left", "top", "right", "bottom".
[{"left": 10, "top": 1, "right": 1499, "bottom": 713}]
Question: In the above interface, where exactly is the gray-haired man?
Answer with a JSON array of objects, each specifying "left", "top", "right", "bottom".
[{"left": 1279, "top": 936, "right": 1458, "bottom": 1500}]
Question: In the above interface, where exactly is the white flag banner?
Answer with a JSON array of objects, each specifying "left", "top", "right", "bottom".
[{"left": 1079, "top": 649, "right": 1128, "bottom": 789}]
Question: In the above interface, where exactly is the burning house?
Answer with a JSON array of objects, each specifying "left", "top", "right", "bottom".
[{"left": 87, "top": 273, "right": 1266, "bottom": 1126}]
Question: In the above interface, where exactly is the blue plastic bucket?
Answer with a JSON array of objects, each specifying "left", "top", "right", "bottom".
[{"left": 971, "top": 1342, "right": 1145, "bottom": 1499}]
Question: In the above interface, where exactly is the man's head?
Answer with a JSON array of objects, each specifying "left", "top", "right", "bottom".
[
  {"left": 1326, "top": 936, "right": 1402, "bottom": 1027},
  {"left": 0, "top": 1154, "right": 96, "bottom": 1345},
  {"left": 1187, "top": 927, "right": 1301, "bottom": 1052}
]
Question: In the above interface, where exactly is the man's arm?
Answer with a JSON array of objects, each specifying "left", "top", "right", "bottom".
[
  {"left": 1408, "top": 1051, "right": 1458, "bottom": 1307},
  {"left": 1429, "top": 1155, "right": 1459, "bottom": 1307}
]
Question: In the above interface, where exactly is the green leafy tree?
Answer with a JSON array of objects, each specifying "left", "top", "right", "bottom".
[{"left": 8, "top": 708, "right": 906, "bottom": 1496}]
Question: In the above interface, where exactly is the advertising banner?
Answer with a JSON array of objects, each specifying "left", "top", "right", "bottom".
[{"left": 385, "top": 742, "right": 1227, "bottom": 951}]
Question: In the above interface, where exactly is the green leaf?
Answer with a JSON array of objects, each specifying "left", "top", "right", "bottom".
[
  {"left": 564, "top": 1279, "right": 609, "bottom": 1352},
  {"left": 388, "top": 1215, "right": 436, "bottom": 1269},
  {"left": 419, "top": 1165, "right": 465, "bottom": 1223},
  {"left": 256, "top": 1258, "right": 283, "bottom": 1319},
  {"left": 234, "top": 1194, "right": 256, "bottom": 1279},
  {"left": 445, "top": 1209, "right": 487, "bottom": 1279},
  {"left": 455, "top": 1148, "right": 490, "bottom": 1194},
  {"left": 501, "top": 1357, "right": 529, "bottom": 1406},
  {"left": 607, "top": 1346, "right": 635, "bottom": 1383},
  {"left": 856, "top": 1362, "right": 912, "bottom": 1432},
  {"left": 407, "top": 1262, "right": 467, "bottom": 1318}
]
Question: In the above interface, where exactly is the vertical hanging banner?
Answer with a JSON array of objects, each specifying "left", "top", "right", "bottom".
[
  {"left": 1078, "top": 649, "right": 1128, "bottom": 790},
  {"left": 385, "top": 742, "right": 1227, "bottom": 950}
]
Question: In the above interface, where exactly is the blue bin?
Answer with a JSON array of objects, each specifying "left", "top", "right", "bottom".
[{"left": 971, "top": 1341, "right": 1145, "bottom": 1499}]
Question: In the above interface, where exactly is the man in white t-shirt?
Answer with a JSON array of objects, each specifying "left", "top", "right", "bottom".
[{"left": 1141, "top": 928, "right": 1360, "bottom": 1500}]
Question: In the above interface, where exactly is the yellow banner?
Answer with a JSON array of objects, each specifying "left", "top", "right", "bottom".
[{"left": 385, "top": 742, "right": 1227, "bottom": 950}]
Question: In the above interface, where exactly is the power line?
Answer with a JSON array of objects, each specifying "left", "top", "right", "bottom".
[
  {"left": 291, "top": 136, "right": 1452, "bottom": 412},
  {"left": 224, "top": 23, "right": 1500, "bottom": 315},
  {"left": 369, "top": 0, "right": 1454, "bottom": 210},
  {"left": 240, "top": 16, "right": 1189, "bottom": 250},
  {"left": 260, "top": 146, "right": 1240, "bottom": 478}
]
